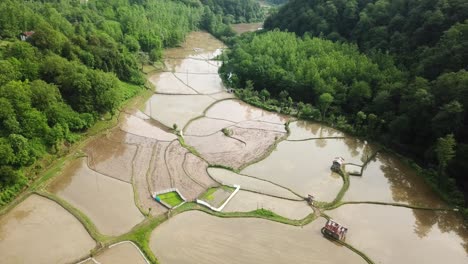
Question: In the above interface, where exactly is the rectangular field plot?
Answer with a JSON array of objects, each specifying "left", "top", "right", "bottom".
[{"left": 157, "top": 191, "right": 184, "bottom": 207}]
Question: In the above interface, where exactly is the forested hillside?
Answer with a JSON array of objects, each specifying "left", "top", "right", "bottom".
[
  {"left": 264, "top": 0, "right": 468, "bottom": 79},
  {"left": 222, "top": 0, "right": 468, "bottom": 210},
  {"left": 0, "top": 0, "right": 262, "bottom": 206},
  {"left": 201, "top": 0, "right": 264, "bottom": 23}
]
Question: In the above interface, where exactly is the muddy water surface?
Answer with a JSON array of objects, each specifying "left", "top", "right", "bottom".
[
  {"left": 173, "top": 72, "right": 224, "bottom": 94},
  {"left": 149, "top": 72, "right": 196, "bottom": 94},
  {"left": 120, "top": 112, "right": 177, "bottom": 141},
  {"left": 288, "top": 120, "right": 344, "bottom": 140},
  {"left": 184, "top": 117, "right": 234, "bottom": 136},
  {"left": 95, "top": 242, "right": 147, "bottom": 264},
  {"left": 205, "top": 99, "right": 287, "bottom": 124},
  {"left": 242, "top": 140, "right": 343, "bottom": 200},
  {"left": 328, "top": 204, "right": 468, "bottom": 264},
  {"left": 232, "top": 22, "right": 263, "bottom": 34},
  {"left": 208, "top": 167, "right": 300, "bottom": 200},
  {"left": 164, "top": 58, "right": 220, "bottom": 74},
  {"left": 0, "top": 195, "right": 95, "bottom": 264},
  {"left": 48, "top": 158, "right": 144, "bottom": 236},
  {"left": 144, "top": 94, "right": 215, "bottom": 128},
  {"left": 223, "top": 190, "right": 313, "bottom": 219},
  {"left": 164, "top": 32, "right": 225, "bottom": 59},
  {"left": 150, "top": 211, "right": 365, "bottom": 264},
  {"left": 85, "top": 136, "right": 137, "bottom": 182},
  {"left": 344, "top": 152, "right": 445, "bottom": 207}
]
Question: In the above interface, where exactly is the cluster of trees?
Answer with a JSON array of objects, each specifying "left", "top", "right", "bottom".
[
  {"left": 260, "top": 0, "right": 468, "bottom": 207},
  {"left": 221, "top": 29, "right": 467, "bottom": 209},
  {"left": 0, "top": 0, "right": 250, "bottom": 206},
  {"left": 264, "top": 0, "right": 468, "bottom": 79},
  {"left": 201, "top": 0, "right": 264, "bottom": 24}
]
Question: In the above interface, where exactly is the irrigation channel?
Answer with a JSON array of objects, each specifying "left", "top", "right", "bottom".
[{"left": 0, "top": 30, "right": 467, "bottom": 264}]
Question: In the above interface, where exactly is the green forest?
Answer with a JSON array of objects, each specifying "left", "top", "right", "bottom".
[
  {"left": 201, "top": 0, "right": 264, "bottom": 23},
  {"left": 0, "top": 0, "right": 263, "bottom": 206},
  {"left": 221, "top": 0, "right": 468, "bottom": 211}
]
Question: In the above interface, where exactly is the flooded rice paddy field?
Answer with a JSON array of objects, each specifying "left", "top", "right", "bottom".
[
  {"left": 207, "top": 167, "right": 301, "bottom": 200},
  {"left": 144, "top": 94, "right": 215, "bottom": 128},
  {"left": 1, "top": 31, "right": 467, "bottom": 264},
  {"left": 85, "top": 135, "right": 137, "bottom": 183},
  {"left": 328, "top": 204, "right": 468, "bottom": 264},
  {"left": 242, "top": 140, "right": 345, "bottom": 201},
  {"left": 223, "top": 190, "right": 313, "bottom": 219},
  {"left": 287, "top": 120, "right": 344, "bottom": 140},
  {"left": 231, "top": 22, "right": 264, "bottom": 34},
  {"left": 150, "top": 211, "right": 365, "bottom": 264},
  {"left": 0, "top": 195, "right": 95, "bottom": 264},
  {"left": 344, "top": 152, "right": 446, "bottom": 207},
  {"left": 94, "top": 242, "right": 148, "bottom": 264},
  {"left": 47, "top": 158, "right": 144, "bottom": 236}
]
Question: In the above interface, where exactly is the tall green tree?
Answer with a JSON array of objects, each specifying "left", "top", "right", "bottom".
[
  {"left": 435, "top": 134, "right": 457, "bottom": 177},
  {"left": 318, "top": 93, "right": 333, "bottom": 120}
]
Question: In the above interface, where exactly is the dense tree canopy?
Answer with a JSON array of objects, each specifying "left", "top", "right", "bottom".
[
  {"left": 201, "top": 0, "right": 264, "bottom": 23},
  {"left": 264, "top": 0, "right": 468, "bottom": 79}
]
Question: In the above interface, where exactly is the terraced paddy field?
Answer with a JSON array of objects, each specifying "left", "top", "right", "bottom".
[
  {"left": 1, "top": 31, "right": 466, "bottom": 264},
  {"left": 47, "top": 158, "right": 144, "bottom": 236},
  {"left": 0, "top": 195, "right": 95, "bottom": 264},
  {"left": 150, "top": 211, "right": 366, "bottom": 264},
  {"left": 328, "top": 204, "right": 468, "bottom": 264}
]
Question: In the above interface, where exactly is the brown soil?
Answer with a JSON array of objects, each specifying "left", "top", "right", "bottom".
[
  {"left": 133, "top": 144, "right": 167, "bottom": 216},
  {"left": 165, "top": 141, "right": 206, "bottom": 201},
  {"left": 151, "top": 141, "right": 173, "bottom": 192},
  {"left": 183, "top": 153, "right": 218, "bottom": 188},
  {"left": 85, "top": 136, "right": 137, "bottom": 183},
  {"left": 185, "top": 127, "right": 284, "bottom": 170}
]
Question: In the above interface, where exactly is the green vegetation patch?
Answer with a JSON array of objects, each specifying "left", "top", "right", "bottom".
[
  {"left": 200, "top": 187, "right": 218, "bottom": 201},
  {"left": 199, "top": 186, "right": 236, "bottom": 208},
  {"left": 200, "top": 186, "right": 235, "bottom": 201},
  {"left": 157, "top": 191, "right": 184, "bottom": 207}
]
